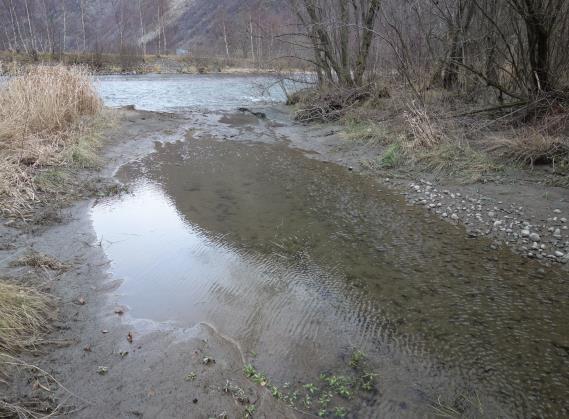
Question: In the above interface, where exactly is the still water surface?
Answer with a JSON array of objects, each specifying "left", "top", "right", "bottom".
[{"left": 93, "top": 75, "right": 569, "bottom": 417}]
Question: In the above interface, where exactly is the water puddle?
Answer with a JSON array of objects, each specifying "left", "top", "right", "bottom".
[{"left": 92, "top": 132, "right": 568, "bottom": 417}]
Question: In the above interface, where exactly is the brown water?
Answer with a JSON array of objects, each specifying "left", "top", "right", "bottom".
[{"left": 92, "top": 127, "right": 569, "bottom": 417}]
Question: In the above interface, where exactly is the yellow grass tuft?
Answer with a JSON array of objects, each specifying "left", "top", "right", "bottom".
[
  {"left": 0, "top": 281, "right": 54, "bottom": 359},
  {"left": 487, "top": 128, "right": 569, "bottom": 168}
]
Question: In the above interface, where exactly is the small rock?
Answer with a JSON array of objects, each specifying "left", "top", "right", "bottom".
[
  {"left": 451, "top": 214, "right": 459, "bottom": 221},
  {"left": 555, "top": 251, "right": 564, "bottom": 258},
  {"left": 553, "top": 229, "right": 562, "bottom": 238},
  {"left": 529, "top": 233, "right": 541, "bottom": 242},
  {"left": 521, "top": 229, "right": 530, "bottom": 237},
  {"left": 488, "top": 211, "right": 496, "bottom": 218},
  {"left": 553, "top": 209, "right": 561, "bottom": 214}
]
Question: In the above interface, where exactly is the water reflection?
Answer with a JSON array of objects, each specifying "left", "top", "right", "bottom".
[{"left": 92, "top": 137, "right": 569, "bottom": 417}]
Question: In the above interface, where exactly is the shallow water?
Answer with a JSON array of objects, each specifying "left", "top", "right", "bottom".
[
  {"left": 92, "top": 75, "right": 569, "bottom": 417},
  {"left": 97, "top": 73, "right": 285, "bottom": 112}
]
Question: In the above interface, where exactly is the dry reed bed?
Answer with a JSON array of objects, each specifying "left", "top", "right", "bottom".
[{"left": 0, "top": 65, "right": 102, "bottom": 217}]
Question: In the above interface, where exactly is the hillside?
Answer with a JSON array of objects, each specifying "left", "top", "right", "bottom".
[{"left": 0, "top": 0, "right": 292, "bottom": 58}]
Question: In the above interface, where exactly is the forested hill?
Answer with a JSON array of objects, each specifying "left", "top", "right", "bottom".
[{"left": 0, "top": 0, "right": 291, "bottom": 57}]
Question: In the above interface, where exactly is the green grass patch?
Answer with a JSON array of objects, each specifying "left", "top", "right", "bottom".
[{"left": 380, "top": 143, "right": 403, "bottom": 168}]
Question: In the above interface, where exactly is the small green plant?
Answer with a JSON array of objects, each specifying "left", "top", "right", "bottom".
[
  {"left": 360, "top": 372, "right": 378, "bottom": 391},
  {"left": 270, "top": 385, "right": 283, "bottom": 399},
  {"left": 243, "top": 364, "right": 256, "bottom": 377},
  {"left": 380, "top": 143, "right": 402, "bottom": 168},
  {"left": 243, "top": 364, "right": 267, "bottom": 386},
  {"left": 320, "top": 374, "right": 352, "bottom": 399},
  {"left": 244, "top": 404, "right": 256, "bottom": 418},
  {"left": 349, "top": 350, "right": 366, "bottom": 369},
  {"left": 319, "top": 391, "right": 333, "bottom": 409},
  {"left": 304, "top": 383, "right": 318, "bottom": 395},
  {"left": 185, "top": 372, "right": 197, "bottom": 381},
  {"left": 333, "top": 407, "right": 347, "bottom": 418}
]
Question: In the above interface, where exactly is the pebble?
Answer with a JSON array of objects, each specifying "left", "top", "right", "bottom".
[
  {"left": 553, "top": 209, "right": 561, "bottom": 214},
  {"left": 553, "top": 229, "right": 562, "bottom": 238},
  {"left": 521, "top": 229, "right": 530, "bottom": 237},
  {"left": 555, "top": 251, "right": 564, "bottom": 258},
  {"left": 451, "top": 214, "right": 459, "bottom": 221},
  {"left": 529, "top": 233, "right": 541, "bottom": 242}
]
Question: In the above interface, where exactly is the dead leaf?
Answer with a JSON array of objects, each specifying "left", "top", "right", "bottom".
[
  {"left": 83, "top": 345, "right": 92, "bottom": 352},
  {"left": 127, "top": 332, "right": 133, "bottom": 343},
  {"left": 77, "top": 297, "right": 86, "bottom": 305}
]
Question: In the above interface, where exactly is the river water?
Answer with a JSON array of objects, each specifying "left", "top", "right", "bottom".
[{"left": 92, "top": 74, "right": 569, "bottom": 418}]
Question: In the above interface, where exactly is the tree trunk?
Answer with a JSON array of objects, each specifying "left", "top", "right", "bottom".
[
  {"left": 354, "top": 0, "right": 381, "bottom": 86},
  {"left": 138, "top": 0, "right": 146, "bottom": 56}
]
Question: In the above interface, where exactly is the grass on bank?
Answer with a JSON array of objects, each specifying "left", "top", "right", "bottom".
[
  {"left": 330, "top": 85, "right": 569, "bottom": 183},
  {"left": 0, "top": 281, "right": 54, "bottom": 374},
  {"left": 0, "top": 65, "right": 103, "bottom": 217}
]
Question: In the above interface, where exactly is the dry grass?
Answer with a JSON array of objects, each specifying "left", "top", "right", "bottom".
[
  {"left": 414, "top": 142, "right": 502, "bottom": 183},
  {"left": 0, "top": 281, "right": 54, "bottom": 363},
  {"left": 487, "top": 128, "right": 569, "bottom": 168},
  {"left": 403, "top": 101, "right": 448, "bottom": 149},
  {"left": 10, "top": 252, "right": 68, "bottom": 272},
  {"left": 0, "top": 65, "right": 102, "bottom": 217}
]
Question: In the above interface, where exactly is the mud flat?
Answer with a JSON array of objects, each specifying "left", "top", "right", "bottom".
[{"left": 1, "top": 105, "right": 568, "bottom": 418}]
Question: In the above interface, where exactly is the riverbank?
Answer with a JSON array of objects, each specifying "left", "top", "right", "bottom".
[
  {"left": 0, "top": 52, "right": 304, "bottom": 76},
  {"left": 284, "top": 86, "right": 569, "bottom": 267}
]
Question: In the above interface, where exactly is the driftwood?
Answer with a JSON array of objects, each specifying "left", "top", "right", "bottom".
[
  {"left": 293, "top": 86, "right": 373, "bottom": 123},
  {"left": 237, "top": 107, "right": 267, "bottom": 119}
]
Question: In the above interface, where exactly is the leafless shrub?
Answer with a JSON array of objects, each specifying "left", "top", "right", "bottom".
[{"left": 403, "top": 101, "right": 448, "bottom": 149}]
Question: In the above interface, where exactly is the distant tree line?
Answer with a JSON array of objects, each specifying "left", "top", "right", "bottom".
[{"left": 0, "top": 0, "right": 296, "bottom": 66}]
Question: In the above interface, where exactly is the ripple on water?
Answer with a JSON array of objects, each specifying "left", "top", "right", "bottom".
[{"left": 92, "top": 137, "right": 569, "bottom": 417}]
